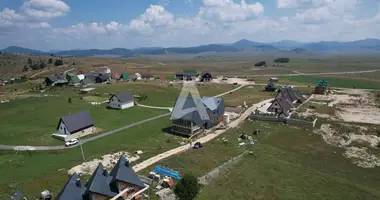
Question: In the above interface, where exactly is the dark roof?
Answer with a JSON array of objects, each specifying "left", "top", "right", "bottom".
[
  {"left": 85, "top": 74, "right": 97, "bottom": 81},
  {"left": 81, "top": 77, "right": 95, "bottom": 85},
  {"left": 56, "top": 73, "right": 66, "bottom": 79},
  {"left": 110, "top": 156, "right": 145, "bottom": 188},
  {"left": 112, "top": 91, "right": 134, "bottom": 103},
  {"left": 201, "top": 72, "right": 212, "bottom": 76},
  {"left": 175, "top": 72, "right": 183, "bottom": 76},
  {"left": 56, "top": 173, "right": 85, "bottom": 200},
  {"left": 171, "top": 97, "right": 206, "bottom": 126},
  {"left": 183, "top": 72, "right": 196, "bottom": 76},
  {"left": 84, "top": 164, "right": 117, "bottom": 198},
  {"left": 171, "top": 96, "right": 224, "bottom": 127},
  {"left": 275, "top": 98, "right": 291, "bottom": 116},
  {"left": 141, "top": 73, "right": 152, "bottom": 78},
  {"left": 96, "top": 74, "right": 109, "bottom": 82},
  {"left": 46, "top": 76, "right": 59, "bottom": 83},
  {"left": 57, "top": 111, "right": 94, "bottom": 133}
]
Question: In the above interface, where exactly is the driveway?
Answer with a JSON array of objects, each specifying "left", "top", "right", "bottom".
[
  {"left": 132, "top": 98, "right": 273, "bottom": 172},
  {"left": 0, "top": 113, "right": 170, "bottom": 151}
]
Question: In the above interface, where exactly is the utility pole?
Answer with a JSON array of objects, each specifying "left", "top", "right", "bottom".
[{"left": 79, "top": 139, "right": 85, "bottom": 161}]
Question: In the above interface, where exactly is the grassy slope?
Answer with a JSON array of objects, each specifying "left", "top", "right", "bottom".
[
  {"left": 0, "top": 96, "right": 167, "bottom": 145},
  {"left": 145, "top": 121, "right": 380, "bottom": 200},
  {"left": 0, "top": 116, "right": 182, "bottom": 199}
]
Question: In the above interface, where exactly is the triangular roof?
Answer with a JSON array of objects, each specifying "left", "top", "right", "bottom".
[
  {"left": 109, "top": 156, "right": 145, "bottom": 188},
  {"left": 57, "top": 111, "right": 94, "bottom": 133},
  {"left": 111, "top": 91, "right": 134, "bottom": 103},
  {"left": 120, "top": 72, "right": 128, "bottom": 79},
  {"left": 56, "top": 173, "right": 85, "bottom": 200},
  {"left": 84, "top": 164, "right": 116, "bottom": 197},
  {"left": 112, "top": 73, "right": 120, "bottom": 79},
  {"left": 201, "top": 72, "right": 212, "bottom": 76}
]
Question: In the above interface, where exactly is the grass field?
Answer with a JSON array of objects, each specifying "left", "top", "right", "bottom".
[
  {"left": 223, "top": 86, "right": 274, "bottom": 107},
  {"left": 0, "top": 96, "right": 167, "bottom": 146},
  {"left": 145, "top": 121, "right": 380, "bottom": 200},
  {"left": 285, "top": 75, "right": 380, "bottom": 89},
  {"left": 0, "top": 116, "right": 183, "bottom": 199}
]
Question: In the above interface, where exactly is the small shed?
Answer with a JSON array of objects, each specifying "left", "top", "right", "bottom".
[{"left": 120, "top": 72, "right": 129, "bottom": 80}]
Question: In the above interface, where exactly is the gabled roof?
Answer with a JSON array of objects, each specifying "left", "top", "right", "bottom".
[
  {"left": 202, "top": 96, "right": 221, "bottom": 110},
  {"left": 96, "top": 74, "right": 109, "bottom": 82},
  {"left": 112, "top": 73, "right": 120, "bottom": 79},
  {"left": 57, "top": 111, "right": 94, "bottom": 133},
  {"left": 275, "top": 97, "right": 291, "bottom": 115},
  {"left": 56, "top": 173, "right": 85, "bottom": 200},
  {"left": 170, "top": 97, "right": 206, "bottom": 126},
  {"left": 84, "top": 164, "right": 116, "bottom": 198},
  {"left": 175, "top": 72, "right": 183, "bottom": 76},
  {"left": 201, "top": 72, "right": 212, "bottom": 77},
  {"left": 110, "top": 156, "right": 145, "bottom": 188},
  {"left": 46, "top": 75, "right": 59, "bottom": 83},
  {"left": 171, "top": 96, "right": 224, "bottom": 127},
  {"left": 120, "top": 72, "right": 128, "bottom": 79},
  {"left": 112, "top": 91, "right": 134, "bottom": 103}
]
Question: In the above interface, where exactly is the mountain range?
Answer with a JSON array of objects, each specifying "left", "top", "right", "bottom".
[{"left": 1, "top": 38, "right": 380, "bottom": 57}]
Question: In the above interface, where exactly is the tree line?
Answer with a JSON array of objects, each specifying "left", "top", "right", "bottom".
[{"left": 23, "top": 57, "right": 64, "bottom": 71}]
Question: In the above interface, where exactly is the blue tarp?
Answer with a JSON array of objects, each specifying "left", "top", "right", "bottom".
[{"left": 154, "top": 166, "right": 182, "bottom": 180}]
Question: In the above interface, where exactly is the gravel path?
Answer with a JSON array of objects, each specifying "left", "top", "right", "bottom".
[{"left": 132, "top": 98, "right": 273, "bottom": 172}]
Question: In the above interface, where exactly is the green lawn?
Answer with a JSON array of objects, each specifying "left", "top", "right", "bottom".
[
  {"left": 0, "top": 116, "right": 182, "bottom": 199},
  {"left": 145, "top": 121, "right": 380, "bottom": 200},
  {"left": 0, "top": 96, "right": 167, "bottom": 145},
  {"left": 285, "top": 76, "right": 380, "bottom": 89},
  {"left": 223, "top": 86, "right": 274, "bottom": 107}
]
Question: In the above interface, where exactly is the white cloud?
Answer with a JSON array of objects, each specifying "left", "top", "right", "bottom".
[
  {"left": 293, "top": 0, "right": 359, "bottom": 23},
  {"left": 22, "top": 0, "right": 70, "bottom": 19},
  {"left": 1, "top": 1, "right": 380, "bottom": 50},
  {"left": 199, "top": 0, "right": 264, "bottom": 22}
]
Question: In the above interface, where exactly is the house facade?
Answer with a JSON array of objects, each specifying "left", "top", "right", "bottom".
[
  {"left": 171, "top": 96, "right": 225, "bottom": 137},
  {"left": 108, "top": 91, "right": 134, "bottom": 110},
  {"left": 53, "top": 111, "right": 95, "bottom": 141},
  {"left": 267, "top": 87, "right": 304, "bottom": 117},
  {"left": 200, "top": 72, "right": 212, "bottom": 82}
]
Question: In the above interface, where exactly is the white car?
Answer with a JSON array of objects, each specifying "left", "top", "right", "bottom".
[{"left": 65, "top": 139, "right": 79, "bottom": 147}]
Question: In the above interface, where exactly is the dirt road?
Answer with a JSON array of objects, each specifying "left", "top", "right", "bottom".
[{"left": 132, "top": 98, "right": 273, "bottom": 172}]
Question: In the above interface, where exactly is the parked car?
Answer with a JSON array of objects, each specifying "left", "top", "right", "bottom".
[{"left": 65, "top": 139, "right": 79, "bottom": 147}]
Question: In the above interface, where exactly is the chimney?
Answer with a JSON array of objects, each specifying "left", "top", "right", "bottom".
[{"left": 76, "top": 178, "right": 81, "bottom": 187}]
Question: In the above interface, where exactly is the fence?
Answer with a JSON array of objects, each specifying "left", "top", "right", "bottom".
[{"left": 250, "top": 115, "right": 316, "bottom": 129}]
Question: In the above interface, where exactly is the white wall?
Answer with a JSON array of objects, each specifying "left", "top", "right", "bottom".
[
  {"left": 120, "top": 101, "right": 134, "bottom": 109},
  {"left": 58, "top": 121, "right": 70, "bottom": 135},
  {"left": 108, "top": 96, "right": 134, "bottom": 110},
  {"left": 108, "top": 96, "right": 120, "bottom": 109}
]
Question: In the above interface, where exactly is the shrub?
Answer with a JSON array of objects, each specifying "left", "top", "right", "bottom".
[{"left": 174, "top": 174, "right": 200, "bottom": 200}]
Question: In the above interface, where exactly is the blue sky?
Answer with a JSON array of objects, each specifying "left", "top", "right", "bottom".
[{"left": 0, "top": 0, "right": 379, "bottom": 50}]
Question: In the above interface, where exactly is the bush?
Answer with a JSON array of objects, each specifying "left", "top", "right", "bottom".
[
  {"left": 274, "top": 57, "right": 290, "bottom": 63},
  {"left": 254, "top": 61, "right": 266, "bottom": 67},
  {"left": 174, "top": 174, "right": 200, "bottom": 200},
  {"left": 54, "top": 59, "right": 64, "bottom": 66}
]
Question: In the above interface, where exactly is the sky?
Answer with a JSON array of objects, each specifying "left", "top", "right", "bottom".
[{"left": 0, "top": 0, "right": 379, "bottom": 50}]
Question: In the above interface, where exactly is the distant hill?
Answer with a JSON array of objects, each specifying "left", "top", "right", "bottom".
[
  {"left": 56, "top": 48, "right": 134, "bottom": 57},
  {"left": 269, "top": 40, "right": 304, "bottom": 50},
  {"left": 1, "top": 46, "right": 49, "bottom": 55},
  {"left": 230, "top": 39, "right": 262, "bottom": 49},
  {"left": 2, "top": 38, "right": 380, "bottom": 57}
]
